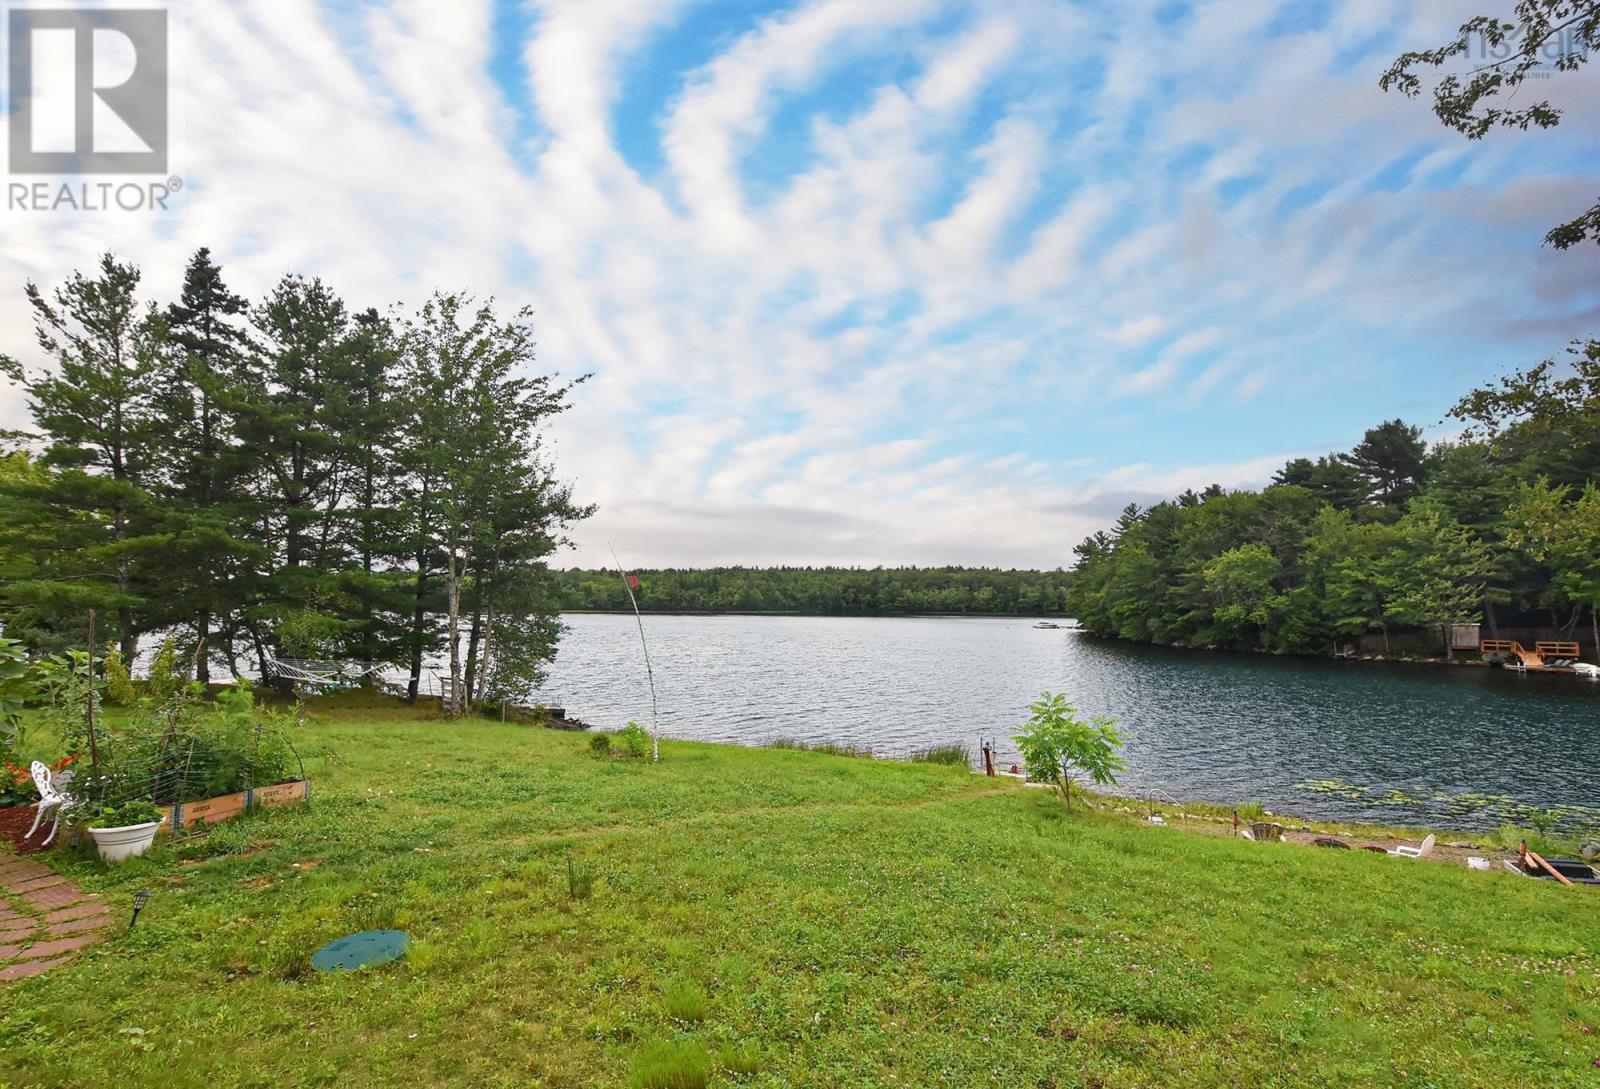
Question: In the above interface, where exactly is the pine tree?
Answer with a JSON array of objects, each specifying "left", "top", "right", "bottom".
[
  {"left": 233, "top": 275, "right": 353, "bottom": 670},
  {"left": 0, "top": 255, "right": 166, "bottom": 658},
  {"left": 156, "top": 248, "right": 255, "bottom": 679}
]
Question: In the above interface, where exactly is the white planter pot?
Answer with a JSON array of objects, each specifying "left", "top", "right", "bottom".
[{"left": 87, "top": 820, "right": 160, "bottom": 863}]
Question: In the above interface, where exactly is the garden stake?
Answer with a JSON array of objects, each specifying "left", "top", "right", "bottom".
[{"left": 129, "top": 890, "right": 151, "bottom": 929}]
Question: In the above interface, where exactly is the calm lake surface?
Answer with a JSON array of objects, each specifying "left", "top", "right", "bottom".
[{"left": 532, "top": 614, "right": 1600, "bottom": 830}]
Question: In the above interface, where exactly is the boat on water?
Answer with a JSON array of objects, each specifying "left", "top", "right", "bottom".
[{"left": 1033, "top": 621, "right": 1061, "bottom": 629}]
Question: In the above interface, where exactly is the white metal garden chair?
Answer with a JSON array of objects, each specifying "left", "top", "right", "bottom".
[{"left": 25, "top": 760, "right": 74, "bottom": 846}]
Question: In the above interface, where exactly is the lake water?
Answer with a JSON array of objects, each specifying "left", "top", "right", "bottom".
[{"left": 531, "top": 613, "right": 1600, "bottom": 831}]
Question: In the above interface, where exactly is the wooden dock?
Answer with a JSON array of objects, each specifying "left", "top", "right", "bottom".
[{"left": 1480, "top": 639, "right": 1583, "bottom": 673}]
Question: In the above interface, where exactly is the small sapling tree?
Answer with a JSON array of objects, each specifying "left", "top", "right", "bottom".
[{"left": 1012, "top": 692, "right": 1126, "bottom": 811}]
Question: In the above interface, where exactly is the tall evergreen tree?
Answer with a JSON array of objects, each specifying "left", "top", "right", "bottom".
[
  {"left": 234, "top": 275, "right": 353, "bottom": 668},
  {"left": 157, "top": 248, "right": 256, "bottom": 679},
  {"left": 0, "top": 255, "right": 167, "bottom": 658}
]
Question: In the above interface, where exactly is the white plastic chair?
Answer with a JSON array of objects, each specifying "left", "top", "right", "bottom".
[
  {"left": 25, "top": 761, "right": 74, "bottom": 846},
  {"left": 1389, "top": 833, "right": 1435, "bottom": 859}
]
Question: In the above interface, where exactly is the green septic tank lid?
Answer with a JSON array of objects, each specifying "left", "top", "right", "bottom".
[{"left": 311, "top": 929, "right": 410, "bottom": 972}]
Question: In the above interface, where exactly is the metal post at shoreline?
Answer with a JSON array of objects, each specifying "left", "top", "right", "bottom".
[{"left": 610, "top": 544, "right": 660, "bottom": 762}]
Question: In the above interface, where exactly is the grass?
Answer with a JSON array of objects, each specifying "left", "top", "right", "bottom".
[
  {"left": 630, "top": 1039, "right": 712, "bottom": 1089},
  {"left": 908, "top": 742, "right": 972, "bottom": 766},
  {"left": 763, "top": 737, "right": 874, "bottom": 758},
  {"left": 0, "top": 691, "right": 1595, "bottom": 1088},
  {"left": 661, "top": 977, "right": 708, "bottom": 1023}
]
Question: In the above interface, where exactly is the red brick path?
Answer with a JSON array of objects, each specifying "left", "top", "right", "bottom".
[{"left": 0, "top": 851, "right": 112, "bottom": 981}]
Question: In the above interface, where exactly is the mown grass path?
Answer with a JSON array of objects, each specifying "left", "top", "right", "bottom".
[{"left": 0, "top": 695, "right": 1593, "bottom": 1088}]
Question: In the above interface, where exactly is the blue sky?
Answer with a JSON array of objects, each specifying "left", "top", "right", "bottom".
[{"left": 3, "top": 0, "right": 1598, "bottom": 566}]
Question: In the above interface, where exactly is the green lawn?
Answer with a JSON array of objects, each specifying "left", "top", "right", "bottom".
[{"left": 1, "top": 695, "right": 1594, "bottom": 1088}]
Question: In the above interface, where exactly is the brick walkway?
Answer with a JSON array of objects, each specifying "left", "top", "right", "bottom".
[{"left": 0, "top": 851, "right": 112, "bottom": 981}]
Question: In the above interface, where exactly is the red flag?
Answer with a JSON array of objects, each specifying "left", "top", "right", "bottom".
[{"left": 625, "top": 572, "right": 640, "bottom": 591}]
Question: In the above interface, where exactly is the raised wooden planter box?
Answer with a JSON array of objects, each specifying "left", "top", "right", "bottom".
[
  {"left": 162, "top": 779, "right": 311, "bottom": 832},
  {"left": 0, "top": 779, "right": 311, "bottom": 849}
]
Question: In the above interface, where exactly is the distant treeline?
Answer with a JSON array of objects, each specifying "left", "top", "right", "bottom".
[
  {"left": 554, "top": 566, "right": 1073, "bottom": 616},
  {"left": 1068, "top": 341, "right": 1600, "bottom": 656}
]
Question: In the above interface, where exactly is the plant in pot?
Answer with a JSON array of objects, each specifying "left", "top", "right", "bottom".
[{"left": 85, "top": 800, "right": 164, "bottom": 863}]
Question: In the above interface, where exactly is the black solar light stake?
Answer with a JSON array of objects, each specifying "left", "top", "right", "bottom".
[{"left": 129, "top": 890, "right": 151, "bottom": 930}]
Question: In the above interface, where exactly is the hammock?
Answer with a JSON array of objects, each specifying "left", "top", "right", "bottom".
[{"left": 263, "top": 655, "right": 389, "bottom": 692}]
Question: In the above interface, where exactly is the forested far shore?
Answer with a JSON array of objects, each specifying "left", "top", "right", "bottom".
[
  {"left": 1068, "top": 339, "right": 1600, "bottom": 659},
  {"left": 553, "top": 566, "right": 1072, "bottom": 616}
]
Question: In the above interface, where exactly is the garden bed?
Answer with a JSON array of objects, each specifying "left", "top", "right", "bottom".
[
  {"left": 163, "top": 779, "right": 311, "bottom": 832},
  {"left": 0, "top": 779, "right": 311, "bottom": 852},
  {"left": 0, "top": 801, "right": 49, "bottom": 855}
]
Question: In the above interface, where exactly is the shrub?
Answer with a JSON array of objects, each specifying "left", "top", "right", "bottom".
[
  {"left": 589, "top": 733, "right": 613, "bottom": 757},
  {"left": 142, "top": 637, "right": 186, "bottom": 705},
  {"left": 148, "top": 681, "right": 296, "bottom": 802},
  {"left": 910, "top": 744, "right": 970, "bottom": 766},
  {"left": 0, "top": 636, "right": 33, "bottom": 746},
  {"left": 629, "top": 1041, "right": 711, "bottom": 1089},
  {"left": 617, "top": 722, "right": 652, "bottom": 759},
  {"left": 1013, "top": 692, "right": 1125, "bottom": 811},
  {"left": 102, "top": 643, "right": 137, "bottom": 706},
  {"left": 661, "top": 977, "right": 707, "bottom": 1023}
]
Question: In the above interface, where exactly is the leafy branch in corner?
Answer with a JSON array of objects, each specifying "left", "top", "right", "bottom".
[{"left": 1381, "top": 1, "right": 1600, "bottom": 248}]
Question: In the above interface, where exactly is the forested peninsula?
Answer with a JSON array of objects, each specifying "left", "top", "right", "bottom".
[{"left": 1067, "top": 341, "right": 1600, "bottom": 658}]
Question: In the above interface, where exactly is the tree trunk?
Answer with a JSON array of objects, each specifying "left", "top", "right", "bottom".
[
  {"left": 463, "top": 550, "right": 485, "bottom": 705},
  {"left": 248, "top": 621, "right": 271, "bottom": 681},
  {"left": 477, "top": 597, "right": 496, "bottom": 704},
  {"left": 407, "top": 558, "right": 427, "bottom": 702},
  {"left": 1591, "top": 606, "right": 1598, "bottom": 666},
  {"left": 113, "top": 494, "right": 137, "bottom": 661},
  {"left": 359, "top": 459, "right": 376, "bottom": 682},
  {"left": 1484, "top": 598, "right": 1501, "bottom": 638},
  {"left": 222, "top": 624, "right": 243, "bottom": 680},
  {"left": 445, "top": 545, "right": 463, "bottom": 715},
  {"left": 195, "top": 608, "right": 211, "bottom": 683},
  {"left": 463, "top": 608, "right": 482, "bottom": 706}
]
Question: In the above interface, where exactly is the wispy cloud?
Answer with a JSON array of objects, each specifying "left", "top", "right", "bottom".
[{"left": 1, "top": 0, "right": 1596, "bottom": 566}]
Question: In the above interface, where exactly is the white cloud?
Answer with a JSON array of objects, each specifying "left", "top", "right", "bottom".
[{"left": 1, "top": 0, "right": 1595, "bottom": 569}]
